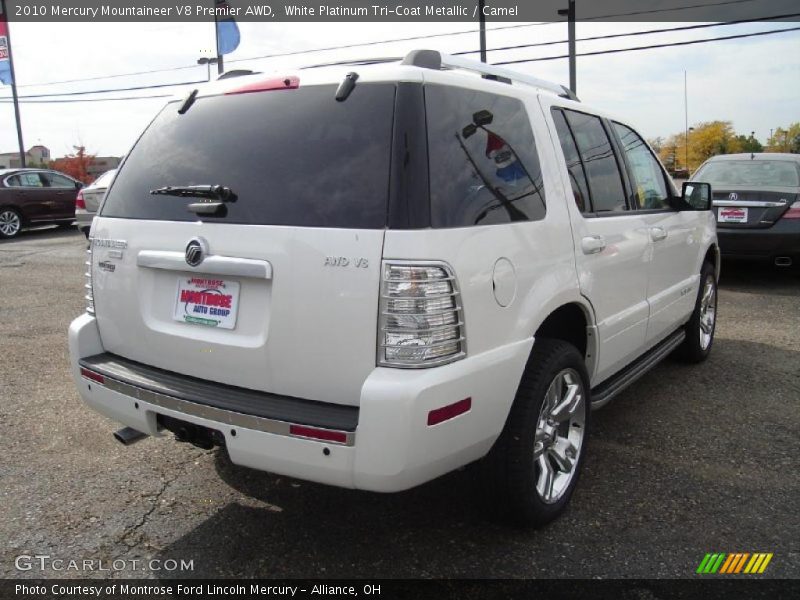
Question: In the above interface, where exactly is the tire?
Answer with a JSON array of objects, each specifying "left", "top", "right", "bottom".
[
  {"left": 675, "top": 261, "right": 717, "bottom": 363},
  {"left": 477, "top": 338, "right": 591, "bottom": 527},
  {"left": 0, "top": 207, "right": 23, "bottom": 239}
]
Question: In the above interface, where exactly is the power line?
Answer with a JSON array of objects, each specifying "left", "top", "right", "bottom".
[
  {"left": 493, "top": 25, "right": 800, "bottom": 65},
  {"left": 9, "top": 79, "right": 206, "bottom": 100},
  {"left": 16, "top": 22, "right": 554, "bottom": 89},
  {"left": 5, "top": 16, "right": 792, "bottom": 101},
  {"left": 454, "top": 12, "right": 800, "bottom": 56},
  {"left": 0, "top": 95, "right": 172, "bottom": 104},
  {"left": 13, "top": 0, "right": 758, "bottom": 89},
  {"left": 2, "top": 24, "right": 795, "bottom": 105}
]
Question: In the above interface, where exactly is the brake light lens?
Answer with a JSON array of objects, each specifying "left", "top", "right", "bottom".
[
  {"left": 378, "top": 262, "right": 466, "bottom": 368},
  {"left": 85, "top": 243, "right": 94, "bottom": 315},
  {"left": 225, "top": 75, "right": 299, "bottom": 95},
  {"left": 75, "top": 189, "right": 86, "bottom": 210},
  {"left": 782, "top": 200, "right": 800, "bottom": 219}
]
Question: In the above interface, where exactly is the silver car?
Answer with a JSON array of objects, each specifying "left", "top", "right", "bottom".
[{"left": 76, "top": 169, "right": 116, "bottom": 237}]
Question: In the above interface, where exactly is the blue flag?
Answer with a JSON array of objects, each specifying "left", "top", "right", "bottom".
[{"left": 215, "top": 1, "right": 240, "bottom": 56}]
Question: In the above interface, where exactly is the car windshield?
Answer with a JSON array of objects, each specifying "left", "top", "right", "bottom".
[{"left": 694, "top": 160, "right": 799, "bottom": 187}]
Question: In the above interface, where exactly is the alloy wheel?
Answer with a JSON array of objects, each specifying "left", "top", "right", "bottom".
[
  {"left": 699, "top": 277, "right": 716, "bottom": 350},
  {"left": 533, "top": 367, "right": 587, "bottom": 504},
  {"left": 0, "top": 210, "right": 21, "bottom": 238}
]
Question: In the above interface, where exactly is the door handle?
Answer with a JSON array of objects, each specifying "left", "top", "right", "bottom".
[
  {"left": 650, "top": 227, "right": 668, "bottom": 242},
  {"left": 581, "top": 235, "right": 606, "bottom": 255}
]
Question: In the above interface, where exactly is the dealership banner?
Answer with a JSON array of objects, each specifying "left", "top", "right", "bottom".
[
  {"left": 4, "top": 0, "right": 800, "bottom": 22},
  {"left": 0, "top": 2, "right": 12, "bottom": 84}
]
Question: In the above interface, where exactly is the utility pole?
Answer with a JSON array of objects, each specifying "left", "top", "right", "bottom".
[
  {"left": 478, "top": 0, "right": 487, "bottom": 63},
  {"left": 1, "top": 0, "right": 26, "bottom": 168},
  {"left": 684, "top": 70, "right": 689, "bottom": 170},
  {"left": 558, "top": 0, "right": 576, "bottom": 94},
  {"left": 213, "top": 8, "right": 224, "bottom": 75}
]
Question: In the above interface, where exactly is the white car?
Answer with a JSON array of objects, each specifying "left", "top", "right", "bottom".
[
  {"left": 75, "top": 169, "right": 116, "bottom": 238},
  {"left": 69, "top": 50, "right": 718, "bottom": 526}
]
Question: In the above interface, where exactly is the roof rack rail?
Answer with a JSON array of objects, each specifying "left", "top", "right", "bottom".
[
  {"left": 218, "top": 69, "right": 261, "bottom": 80},
  {"left": 302, "top": 57, "right": 402, "bottom": 70},
  {"left": 401, "top": 49, "right": 579, "bottom": 101}
]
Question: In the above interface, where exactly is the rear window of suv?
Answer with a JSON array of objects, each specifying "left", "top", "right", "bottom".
[{"left": 101, "top": 83, "right": 396, "bottom": 228}]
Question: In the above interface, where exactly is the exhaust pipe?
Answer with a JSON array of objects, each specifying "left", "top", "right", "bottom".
[
  {"left": 114, "top": 427, "right": 148, "bottom": 446},
  {"left": 774, "top": 256, "right": 793, "bottom": 267}
]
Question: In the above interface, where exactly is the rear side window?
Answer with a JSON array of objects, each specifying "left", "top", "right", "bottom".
[
  {"left": 612, "top": 122, "right": 670, "bottom": 210},
  {"left": 563, "top": 110, "right": 627, "bottom": 213},
  {"left": 426, "top": 85, "right": 546, "bottom": 227},
  {"left": 101, "top": 84, "right": 396, "bottom": 228}
]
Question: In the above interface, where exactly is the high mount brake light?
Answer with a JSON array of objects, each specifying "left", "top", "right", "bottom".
[{"left": 225, "top": 76, "right": 300, "bottom": 95}]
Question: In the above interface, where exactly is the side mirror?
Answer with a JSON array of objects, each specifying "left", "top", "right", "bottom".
[{"left": 681, "top": 181, "right": 712, "bottom": 211}]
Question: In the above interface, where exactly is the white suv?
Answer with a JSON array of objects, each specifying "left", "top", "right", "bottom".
[{"left": 68, "top": 50, "right": 718, "bottom": 526}]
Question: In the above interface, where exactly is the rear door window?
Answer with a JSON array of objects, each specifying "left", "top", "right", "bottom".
[
  {"left": 425, "top": 85, "right": 546, "bottom": 227},
  {"left": 101, "top": 84, "right": 396, "bottom": 229},
  {"left": 564, "top": 110, "right": 628, "bottom": 213}
]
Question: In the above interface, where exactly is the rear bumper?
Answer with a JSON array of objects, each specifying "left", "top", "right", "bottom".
[
  {"left": 717, "top": 220, "right": 800, "bottom": 259},
  {"left": 75, "top": 209, "right": 95, "bottom": 231},
  {"left": 69, "top": 313, "right": 532, "bottom": 492}
]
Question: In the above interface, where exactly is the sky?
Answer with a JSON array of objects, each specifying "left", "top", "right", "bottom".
[{"left": 1, "top": 18, "right": 798, "bottom": 158}]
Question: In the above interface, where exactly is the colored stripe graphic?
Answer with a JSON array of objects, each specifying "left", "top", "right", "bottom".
[
  {"left": 697, "top": 553, "right": 712, "bottom": 574},
  {"left": 734, "top": 553, "right": 749, "bottom": 573},
  {"left": 719, "top": 554, "right": 737, "bottom": 574},
  {"left": 699, "top": 552, "right": 773, "bottom": 574},
  {"left": 758, "top": 553, "right": 773, "bottom": 573}
]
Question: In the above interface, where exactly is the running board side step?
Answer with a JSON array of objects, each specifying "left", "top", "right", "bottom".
[{"left": 591, "top": 329, "right": 686, "bottom": 410}]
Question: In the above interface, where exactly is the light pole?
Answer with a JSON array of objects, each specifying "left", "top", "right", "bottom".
[
  {"left": 197, "top": 57, "right": 219, "bottom": 81},
  {"left": 686, "top": 126, "right": 695, "bottom": 173},
  {"left": 558, "top": 0, "right": 577, "bottom": 94}
]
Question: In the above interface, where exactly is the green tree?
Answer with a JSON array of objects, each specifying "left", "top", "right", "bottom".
[
  {"left": 766, "top": 123, "right": 800, "bottom": 153},
  {"left": 734, "top": 134, "right": 763, "bottom": 153}
]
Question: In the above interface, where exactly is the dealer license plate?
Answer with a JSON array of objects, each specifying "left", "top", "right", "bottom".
[
  {"left": 718, "top": 207, "right": 748, "bottom": 223},
  {"left": 173, "top": 276, "right": 240, "bottom": 329}
]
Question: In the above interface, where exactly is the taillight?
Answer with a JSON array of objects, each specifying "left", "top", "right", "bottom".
[
  {"left": 75, "top": 189, "right": 86, "bottom": 210},
  {"left": 378, "top": 261, "right": 466, "bottom": 368},
  {"left": 85, "top": 243, "right": 94, "bottom": 315},
  {"left": 781, "top": 201, "right": 800, "bottom": 219}
]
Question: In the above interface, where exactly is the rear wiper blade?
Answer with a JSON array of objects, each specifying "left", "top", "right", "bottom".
[
  {"left": 149, "top": 185, "right": 235, "bottom": 201},
  {"left": 150, "top": 185, "right": 236, "bottom": 216}
]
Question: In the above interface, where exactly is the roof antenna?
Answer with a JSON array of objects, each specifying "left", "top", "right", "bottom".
[{"left": 335, "top": 72, "right": 359, "bottom": 102}]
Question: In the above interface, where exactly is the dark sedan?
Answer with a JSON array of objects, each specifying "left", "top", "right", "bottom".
[
  {"left": 691, "top": 153, "right": 800, "bottom": 266},
  {"left": 0, "top": 168, "right": 83, "bottom": 239}
]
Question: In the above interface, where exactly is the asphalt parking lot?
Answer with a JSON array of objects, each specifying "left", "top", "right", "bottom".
[{"left": 1, "top": 227, "right": 798, "bottom": 579}]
